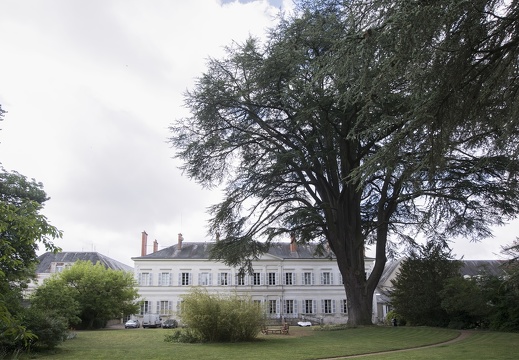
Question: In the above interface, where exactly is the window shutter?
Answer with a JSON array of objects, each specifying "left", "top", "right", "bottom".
[
  {"left": 320, "top": 272, "right": 324, "bottom": 285},
  {"left": 276, "top": 299, "right": 280, "bottom": 314},
  {"left": 138, "top": 273, "right": 142, "bottom": 285},
  {"left": 158, "top": 273, "right": 162, "bottom": 286},
  {"left": 275, "top": 272, "right": 279, "bottom": 285},
  {"left": 330, "top": 273, "right": 334, "bottom": 285},
  {"left": 149, "top": 273, "right": 153, "bottom": 286},
  {"left": 198, "top": 273, "right": 201, "bottom": 285},
  {"left": 332, "top": 299, "right": 336, "bottom": 313},
  {"left": 260, "top": 273, "right": 264, "bottom": 285},
  {"left": 311, "top": 273, "right": 315, "bottom": 285},
  {"left": 178, "top": 273, "right": 182, "bottom": 285},
  {"left": 312, "top": 300, "right": 317, "bottom": 314},
  {"left": 169, "top": 273, "right": 173, "bottom": 286},
  {"left": 294, "top": 300, "right": 298, "bottom": 315},
  {"left": 321, "top": 299, "right": 325, "bottom": 313},
  {"left": 208, "top": 273, "right": 213, "bottom": 285}
]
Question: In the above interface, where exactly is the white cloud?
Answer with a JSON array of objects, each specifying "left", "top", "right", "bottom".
[{"left": 0, "top": 0, "right": 514, "bottom": 267}]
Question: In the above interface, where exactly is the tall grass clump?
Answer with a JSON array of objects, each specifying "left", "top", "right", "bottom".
[{"left": 175, "top": 288, "right": 263, "bottom": 342}]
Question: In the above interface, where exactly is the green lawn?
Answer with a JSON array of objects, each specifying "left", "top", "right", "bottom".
[{"left": 22, "top": 326, "right": 519, "bottom": 360}]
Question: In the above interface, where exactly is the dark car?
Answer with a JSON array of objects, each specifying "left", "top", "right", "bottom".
[
  {"left": 125, "top": 319, "right": 140, "bottom": 329},
  {"left": 162, "top": 319, "right": 178, "bottom": 329}
]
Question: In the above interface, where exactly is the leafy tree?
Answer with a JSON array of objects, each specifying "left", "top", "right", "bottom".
[
  {"left": 390, "top": 242, "right": 461, "bottom": 326},
  {"left": 1, "top": 103, "right": 62, "bottom": 352},
  {"left": 30, "top": 278, "right": 81, "bottom": 327},
  {"left": 169, "top": 0, "right": 519, "bottom": 325},
  {"left": 34, "top": 260, "right": 140, "bottom": 329},
  {"left": 440, "top": 276, "right": 491, "bottom": 329}
]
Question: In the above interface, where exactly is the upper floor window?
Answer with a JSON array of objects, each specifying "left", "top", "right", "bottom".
[
  {"left": 237, "top": 273, "right": 246, "bottom": 286},
  {"left": 321, "top": 272, "right": 332, "bottom": 285},
  {"left": 303, "top": 272, "right": 314, "bottom": 285},
  {"left": 139, "top": 272, "right": 152, "bottom": 286},
  {"left": 199, "top": 272, "right": 212, "bottom": 286},
  {"left": 252, "top": 272, "right": 261, "bottom": 286},
  {"left": 284, "top": 272, "right": 294, "bottom": 285},
  {"left": 158, "top": 272, "right": 171, "bottom": 286},
  {"left": 218, "top": 272, "right": 229, "bottom": 286},
  {"left": 180, "top": 272, "right": 191, "bottom": 286},
  {"left": 268, "top": 272, "right": 277, "bottom": 285}
]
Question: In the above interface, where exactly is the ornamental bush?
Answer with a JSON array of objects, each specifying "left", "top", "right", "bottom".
[{"left": 176, "top": 288, "right": 263, "bottom": 342}]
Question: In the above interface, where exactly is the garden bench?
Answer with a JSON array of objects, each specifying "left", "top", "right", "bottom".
[{"left": 261, "top": 323, "right": 289, "bottom": 335}]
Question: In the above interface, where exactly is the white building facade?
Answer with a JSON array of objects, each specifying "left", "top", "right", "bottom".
[{"left": 132, "top": 232, "right": 375, "bottom": 325}]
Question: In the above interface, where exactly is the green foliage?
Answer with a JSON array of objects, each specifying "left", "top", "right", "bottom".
[
  {"left": 31, "top": 278, "right": 81, "bottom": 327},
  {"left": 440, "top": 276, "right": 491, "bottom": 329},
  {"left": 34, "top": 260, "right": 140, "bottom": 330},
  {"left": 390, "top": 242, "right": 462, "bottom": 326},
  {"left": 22, "top": 308, "right": 69, "bottom": 350},
  {"left": 0, "top": 159, "right": 61, "bottom": 356},
  {"left": 178, "top": 288, "right": 263, "bottom": 342},
  {"left": 385, "top": 310, "right": 406, "bottom": 327},
  {"left": 169, "top": 0, "right": 519, "bottom": 326}
]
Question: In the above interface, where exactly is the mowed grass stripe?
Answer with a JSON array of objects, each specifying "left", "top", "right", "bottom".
[{"left": 26, "top": 327, "right": 515, "bottom": 360}]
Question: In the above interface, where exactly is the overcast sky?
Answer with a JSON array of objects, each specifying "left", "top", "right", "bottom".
[{"left": 1, "top": 0, "right": 516, "bottom": 267}]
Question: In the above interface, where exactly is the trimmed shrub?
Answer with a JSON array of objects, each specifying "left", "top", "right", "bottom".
[{"left": 177, "top": 288, "right": 263, "bottom": 342}]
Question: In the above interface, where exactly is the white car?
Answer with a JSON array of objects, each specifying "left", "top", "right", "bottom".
[{"left": 297, "top": 321, "right": 312, "bottom": 327}]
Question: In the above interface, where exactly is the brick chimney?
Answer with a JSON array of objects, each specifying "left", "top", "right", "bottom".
[
  {"left": 290, "top": 232, "right": 297, "bottom": 252},
  {"left": 178, "top": 233, "right": 183, "bottom": 250},
  {"left": 141, "top": 231, "right": 148, "bottom": 256},
  {"left": 153, "top": 239, "right": 158, "bottom": 253}
]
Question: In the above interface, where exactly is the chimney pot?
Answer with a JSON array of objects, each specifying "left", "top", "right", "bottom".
[
  {"left": 290, "top": 232, "right": 297, "bottom": 252},
  {"left": 141, "top": 231, "right": 148, "bottom": 256},
  {"left": 178, "top": 233, "right": 183, "bottom": 250}
]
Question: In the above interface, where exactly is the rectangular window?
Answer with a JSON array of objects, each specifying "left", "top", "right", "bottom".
[
  {"left": 321, "top": 272, "right": 332, "bottom": 285},
  {"left": 268, "top": 272, "right": 277, "bottom": 285},
  {"left": 284, "top": 272, "right": 293, "bottom": 285},
  {"left": 303, "top": 272, "right": 313, "bottom": 285},
  {"left": 322, "top": 299, "right": 333, "bottom": 314},
  {"left": 158, "top": 272, "right": 171, "bottom": 286},
  {"left": 253, "top": 300, "right": 262, "bottom": 307},
  {"left": 252, "top": 272, "right": 261, "bottom": 285},
  {"left": 285, "top": 300, "right": 294, "bottom": 314},
  {"left": 304, "top": 300, "right": 314, "bottom": 314},
  {"left": 218, "top": 272, "right": 228, "bottom": 286},
  {"left": 269, "top": 300, "right": 277, "bottom": 314},
  {"left": 139, "top": 272, "right": 152, "bottom": 286},
  {"left": 157, "top": 300, "right": 172, "bottom": 315},
  {"left": 237, "top": 273, "right": 246, "bottom": 286},
  {"left": 199, "top": 272, "right": 212, "bottom": 286},
  {"left": 181, "top": 272, "right": 191, "bottom": 286},
  {"left": 140, "top": 300, "right": 150, "bottom": 315},
  {"left": 341, "top": 299, "right": 348, "bottom": 314}
]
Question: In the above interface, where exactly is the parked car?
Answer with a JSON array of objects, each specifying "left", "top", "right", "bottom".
[
  {"left": 162, "top": 319, "right": 178, "bottom": 329},
  {"left": 125, "top": 319, "right": 140, "bottom": 329},
  {"left": 297, "top": 321, "right": 312, "bottom": 327},
  {"left": 142, "top": 314, "right": 162, "bottom": 328}
]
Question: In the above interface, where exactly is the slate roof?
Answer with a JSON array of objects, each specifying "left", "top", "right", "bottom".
[
  {"left": 36, "top": 252, "right": 133, "bottom": 273},
  {"left": 132, "top": 242, "right": 341, "bottom": 261},
  {"left": 379, "top": 259, "right": 507, "bottom": 286},
  {"left": 460, "top": 260, "right": 507, "bottom": 277}
]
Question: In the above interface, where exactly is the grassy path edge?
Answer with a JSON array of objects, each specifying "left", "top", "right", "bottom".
[{"left": 319, "top": 330, "right": 470, "bottom": 359}]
